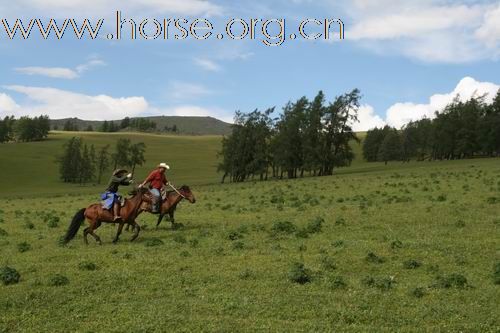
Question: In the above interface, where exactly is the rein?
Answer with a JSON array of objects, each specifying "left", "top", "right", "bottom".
[{"left": 168, "top": 184, "right": 186, "bottom": 199}]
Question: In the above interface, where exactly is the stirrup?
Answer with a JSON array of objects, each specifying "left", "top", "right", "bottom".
[{"left": 113, "top": 216, "right": 122, "bottom": 221}]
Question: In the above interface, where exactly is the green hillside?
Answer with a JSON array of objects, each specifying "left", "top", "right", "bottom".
[
  {"left": 0, "top": 131, "right": 222, "bottom": 197},
  {"left": 50, "top": 116, "right": 233, "bottom": 135}
]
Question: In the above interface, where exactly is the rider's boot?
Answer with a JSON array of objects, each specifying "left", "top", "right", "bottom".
[{"left": 113, "top": 203, "right": 122, "bottom": 221}]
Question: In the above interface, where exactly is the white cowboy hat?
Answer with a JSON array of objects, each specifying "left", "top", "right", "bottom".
[{"left": 158, "top": 163, "right": 170, "bottom": 170}]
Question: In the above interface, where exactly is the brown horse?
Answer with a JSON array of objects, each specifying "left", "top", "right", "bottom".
[
  {"left": 64, "top": 187, "right": 151, "bottom": 245},
  {"left": 127, "top": 185, "right": 196, "bottom": 230}
]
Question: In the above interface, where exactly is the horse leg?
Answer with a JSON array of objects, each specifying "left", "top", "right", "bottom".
[
  {"left": 156, "top": 214, "right": 164, "bottom": 229},
  {"left": 124, "top": 223, "right": 131, "bottom": 232},
  {"left": 169, "top": 212, "right": 175, "bottom": 228},
  {"left": 83, "top": 227, "right": 90, "bottom": 245},
  {"left": 130, "top": 221, "right": 141, "bottom": 242},
  {"left": 89, "top": 221, "right": 102, "bottom": 245},
  {"left": 113, "top": 221, "right": 125, "bottom": 244}
]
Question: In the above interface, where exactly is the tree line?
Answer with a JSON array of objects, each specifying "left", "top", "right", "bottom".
[
  {"left": 218, "top": 90, "right": 361, "bottom": 182},
  {"left": 0, "top": 115, "right": 50, "bottom": 143},
  {"left": 58, "top": 137, "right": 147, "bottom": 184},
  {"left": 363, "top": 91, "right": 500, "bottom": 164}
]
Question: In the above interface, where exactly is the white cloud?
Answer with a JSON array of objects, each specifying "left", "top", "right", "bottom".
[
  {"left": 167, "top": 81, "right": 213, "bottom": 101},
  {"left": 14, "top": 67, "right": 78, "bottom": 79},
  {"left": 475, "top": 4, "right": 500, "bottom": 49},
  {"left": 194, "top": 58, "right": 221, "bottom": 72},
  {"left": 0, "top": 85, "right": 233, "bottom": 122},
  {"left": 15, "top": 59, "right": 106, "bottom": 79},
  {"left": 339, "top": 0, "right": 500, "bottom": 62},
  {"left": 385, "top": 77, "right": 500, "bottom": 128},
  {"left": 0, "top": 0, "right": 222, "bottom": 18},
  {"left": 3, "top": 85, "right": 148, "bottom": 120},
  {"left": 352, "top": 104, "right": 386, "bottom": 131},
  {"left": 0, "top": 93, "right": 20, "bottom": 114}
]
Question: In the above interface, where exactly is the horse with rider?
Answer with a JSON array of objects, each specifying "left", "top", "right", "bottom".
[{"left": 64, "top": 162, "right": 195, "bottom": 245}]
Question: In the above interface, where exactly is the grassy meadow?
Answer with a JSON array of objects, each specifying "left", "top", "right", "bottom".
[{"left": 0, "top": 143, "right": 499, "bottom": 331}]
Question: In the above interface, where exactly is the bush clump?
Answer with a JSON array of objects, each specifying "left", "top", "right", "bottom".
[
  {"left": 329, "top": 275, "right": 347, "bottom": 289},
  {"left": 403, "top": 259, "right": 422, "bottom": 269},
  {"left": 433, "top": 273, "right": 469, "bottom": 289},
  {"left": 493, "top": 262, "right": 500, "bottom": 285},
  {"left": 0, "top": 228, "right": 8, "bottom": 237},
  {"left": 411, "top": 287, "right": 426, "bottom": 298},
  {"left": 362, "top": 275, "right": 396, "bottom": 291},
  {"left": 365, "top": 252, "right": 386, "bottom": 264},
  {"left": 17, "top": 242, "right": 32, "bottom": 253},
  {"left": 48, "top": 274, "right": 69, "bottom": 286},
  {"left": 288, "top": 262, "right": 311, "bottom": 284},
  {"left": 78, "top": 261, "right": 97, "bottom": 271},
  {"left": 305, "top": 217, "right": 324, "bottom": 234},
  {"left": 0, "top": 266, "right": 20, "bottom": 285},
  {"left": 271, "top": 221, "right": 296, "bottom": 235},
  {"left": 145, "top": 238, "right": 164, "bottom": 247}
]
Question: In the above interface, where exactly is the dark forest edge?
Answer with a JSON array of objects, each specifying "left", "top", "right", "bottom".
[
  {"left": 218, "top": 89, "right": 500, "bottom": 183},
  {"left": 364, "top": 91, "right": 500, "bottom": 164}
]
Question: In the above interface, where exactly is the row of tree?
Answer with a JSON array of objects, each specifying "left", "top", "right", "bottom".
[
  {"left": 0, "top": 115, "right": 50, "bottom": 143},
  {"left": 218, "top": 90, "right": 361, "bottom": 182},
  {"left": 58, "top": 137, "right": 147, "bottom": 184},
  {"left": 363, "top": 92, "right": 500, "bottom": 163}
]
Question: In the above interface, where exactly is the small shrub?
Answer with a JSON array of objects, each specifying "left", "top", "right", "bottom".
[
  {"left": 232, "top": 241, "right": 244, "bottom": 250},
  {"left": 390, "top": 240, "right": 403, "bottom": 249},
  {"left": 17, "top": 242, "right": 31, "bottom": 253},
  {"left": 403, "top": 259, "right": 422, "bottom": 269},
  {"left": 436, "top": 195, "right": 447, "bottom": 202},
  {"left": 271, "top": 221, "right": 296, "bottom": 235},
  {"left": 179, "top": 250, "right": 191, "bottom": 257},
  {"left": 145, "top": 238, "right": 164, "bottom": 247},
  {"left": 305, "top": 217, "right": 324, "bottom": 234},
  {"left": 329, "top": 275, "right": 347, "bottom": 289},
  {"left": 433, "top": 273, "right": 468, "bottom": 289},
  {"left": 0, "top": 228, "right": 8, "bottom": 237},
  {"left": 411, "top": 287, "right": 426, "bottom": 298},
  {"left": 332, "top": 240, "right": 344, "bottom": 248},
  {"left": 493, "top": 262, "right": 500, "bottom": 285},
  {"left": 227, "top": 231, "right": 243, "bottom": 241},
  {"left": 0, "top": 266, "right": 20, "bottom": 285},
  {"left": 486, "top": 197, "right": 499, "bottom": 204},
  {"left": 47, "top": 216, "right": 60, "bottom": 228},
  {"left": 78, "top": 261, "right": 97, "bottom": 271},
  {"left": 335, "top": 217, "right": 346, "bottom": 226},
  {"left": 295, "top": 228, "right": 310, "bottom": 239},
  {"left": 362, "top": 275, "right": 395, "bottom": 291},
  {"left": 24, "top": 221, "right": 35, "bottom": 230},
  {"left": 288, "top": 262, "right": 311, "bottom": 284},
  {"left": 365, "top": 252, "right": 386, "bottom": 264},
  {"left": 455, "top": 220, "right": 466, "bottom": 228},
  {"left": 48, "top": 274, "right": 69, "bottom": 286}
]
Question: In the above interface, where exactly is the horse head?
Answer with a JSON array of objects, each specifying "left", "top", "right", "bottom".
[{"left": 179, "top": 185, "right": 196, "bottom": 204}]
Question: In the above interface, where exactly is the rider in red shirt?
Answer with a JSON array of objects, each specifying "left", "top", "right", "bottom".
[{"left": 140, "top": 163, "right": 170, "bottom": 213}]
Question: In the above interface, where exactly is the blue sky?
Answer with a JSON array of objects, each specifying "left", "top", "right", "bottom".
[{"left": 0, "top": 0, "right": 499, "bottom": 130}]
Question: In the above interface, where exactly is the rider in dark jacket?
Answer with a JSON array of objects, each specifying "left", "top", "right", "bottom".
[{"left": 102, "top": 169, "right": 133, "bottom": 221}]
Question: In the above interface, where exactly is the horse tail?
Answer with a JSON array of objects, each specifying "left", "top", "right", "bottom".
[{"left": 64, "top": 208, "right": 86, "bottom": 243}]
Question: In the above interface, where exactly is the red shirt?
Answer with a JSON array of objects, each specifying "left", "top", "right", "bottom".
[{"left": 144, "top": 169, "right": 168, "bottom": 189}]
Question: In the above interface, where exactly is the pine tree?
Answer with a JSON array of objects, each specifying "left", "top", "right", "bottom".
[{"left": 96, "top": 145, "right": 110, "bottom": 184}]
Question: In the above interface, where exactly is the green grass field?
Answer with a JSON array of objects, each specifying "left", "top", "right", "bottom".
[{"left": 0, "top": 138, "right": 499, "bottom": 331}]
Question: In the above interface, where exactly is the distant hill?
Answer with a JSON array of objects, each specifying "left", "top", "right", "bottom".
[{"left": 50, "top": 116, "right": 233, "bottom": 136}]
